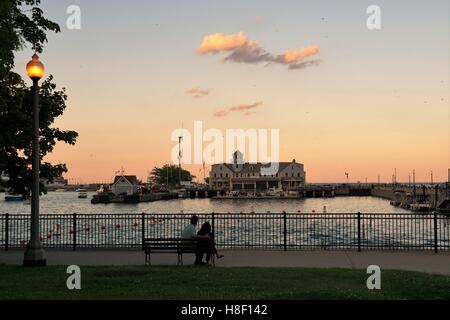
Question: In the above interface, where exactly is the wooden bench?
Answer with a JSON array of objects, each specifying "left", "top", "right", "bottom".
[{"left": 143, "top": 238, "right": 215, "bottom": 266}]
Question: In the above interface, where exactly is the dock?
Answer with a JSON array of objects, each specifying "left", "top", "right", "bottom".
[{"left": 91, "top": 192, "right": 179, "bottom": 204}]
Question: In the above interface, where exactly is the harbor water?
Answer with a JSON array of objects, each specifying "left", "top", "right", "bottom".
[
  {"left": 0, "top": 192, "right": 411, "bottom": 214},
  {"left": 1, "top": 192, "right": 449, "bottom": 250}
]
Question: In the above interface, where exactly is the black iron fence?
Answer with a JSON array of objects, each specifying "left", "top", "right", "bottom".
[{"left": 0, "top": 213, "right": 449, "bottom": 252}]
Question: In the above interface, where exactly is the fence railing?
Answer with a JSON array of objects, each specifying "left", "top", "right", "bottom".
[{"left": 1, "top": 213, "right": 449, "bottom": 252}]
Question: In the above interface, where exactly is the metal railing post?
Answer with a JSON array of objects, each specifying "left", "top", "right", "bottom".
[
  {"left": 5, "top": 213, "right": 9, "bottom": 251},
  {"left": 283, "top": 211, "right": 287, "bottom": 251},
  {"left": 73, "top": 212, "right": 77, "bottom": 251},
  {"left": 141, "top": 212, "right": 145, "bottom": 250},
  {"left": 433, "top": 212, "right": 438, "bottom": 254},
  {"left": 357, "top": 212, "right": 361, "bottom": 252},
  {"left": 211, "top": 212, "right": 215, "bottom": 239}
]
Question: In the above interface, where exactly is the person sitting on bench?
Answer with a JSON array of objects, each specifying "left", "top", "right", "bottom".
[
  {"left": 181, "top": 215, "right": 209, "bottom": 265},
  {"left": 197, "top": 221, "right": 224, "bottom": 263}
]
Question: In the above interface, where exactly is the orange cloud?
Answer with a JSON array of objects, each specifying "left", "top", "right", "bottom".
[
  {"left": 186, "top": 86, "right": 210, "bottom": 98},
  {"left": 281, "top": 45, "right": 320, "bottom": 63},
  {"left": 197, "top": 32, "right": 249, "bottom": 54},
  {"left": 213, "top": 101, "right": 263, "bottom": 117}
]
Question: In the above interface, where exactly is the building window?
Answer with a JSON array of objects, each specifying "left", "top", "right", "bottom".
[
  {"left": 225, "top": 173, "right": 228, "bottom": 178},
  {"left": 220, "top": 173, "right": 222, "bottom": 178},
  {"left": 214, "top": 173, "right": 217, "bottom": 178},
  {"left": 297, "top": 173, "right": 300, "bottom": 177},
  {"left": 285, "top": 173, "right": 288, "bottom": 177}
]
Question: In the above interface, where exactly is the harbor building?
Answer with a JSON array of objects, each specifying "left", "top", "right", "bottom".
[
  {"left": 111, "top": 175, "right": 139, "bottom": 195},
  {"left": 209, "top": 151, "right": 306, "bottom": 191}
]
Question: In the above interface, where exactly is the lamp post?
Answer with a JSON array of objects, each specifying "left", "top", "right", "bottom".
[{"left": 23, "top": 54, "right": 46, "bottom": 266}]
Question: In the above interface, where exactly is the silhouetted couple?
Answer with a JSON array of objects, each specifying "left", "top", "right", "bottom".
[{"left": 181, "top": 215, "right": 224, "bottom": 265}]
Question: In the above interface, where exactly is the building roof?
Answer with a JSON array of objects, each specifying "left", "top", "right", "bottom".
[
  {"left": 221, "top": 162, "right": 302, "bottom": 174},
  {"left": 213, "top": 151, "right": 304, "bottom": 174},
  {"left": 112, "top": 175, "right": 138, "bottom": 185}
]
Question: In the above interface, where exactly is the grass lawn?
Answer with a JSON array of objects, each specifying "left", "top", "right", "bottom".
[{"left": 0, "top": 265, "right": 449, "bottom": 299}]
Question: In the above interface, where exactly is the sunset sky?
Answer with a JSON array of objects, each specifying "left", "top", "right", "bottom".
[{"left": 13, "top": 0, "right": 449, "bottom": 184}]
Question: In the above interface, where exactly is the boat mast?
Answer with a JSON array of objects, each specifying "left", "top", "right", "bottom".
[{"left": 178, "top": 123, "right": 183, "bottom": 185}]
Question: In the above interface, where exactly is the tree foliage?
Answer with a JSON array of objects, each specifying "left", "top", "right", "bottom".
[
  {"left": 0, "top": 0, "right": 78, "bottom": 196},
  {"left": 150, "top": 165, "right": 194, "bottom": 187}
]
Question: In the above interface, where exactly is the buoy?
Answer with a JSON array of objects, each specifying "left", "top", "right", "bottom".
[{"left": 54, "top": 224, "right": 61, "bottom": 236}]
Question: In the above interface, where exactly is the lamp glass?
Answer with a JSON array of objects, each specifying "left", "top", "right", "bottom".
[{"left": 26, "top": 54, "right": 45, "bottom": 79}]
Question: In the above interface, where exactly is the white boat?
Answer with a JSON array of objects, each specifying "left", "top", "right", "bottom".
[
  {"left": 77, "top": 189, "right": 88, "bottom": 198},
  {"left": 178, "top": 190, "right": 189, "bottom": 198},
  {"left": 78, "top": 192, "right": 88, "bottom": 199},
  {"left": 409, "top": 203, "right": 433, "bottom": 212},
  {"left": 265, "top": 187, "right": 284, "bottom": 197}
]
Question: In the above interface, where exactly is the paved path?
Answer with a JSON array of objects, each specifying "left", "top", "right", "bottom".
[{"left": 1, "top": 249, "right": 449, "bottom": 275}]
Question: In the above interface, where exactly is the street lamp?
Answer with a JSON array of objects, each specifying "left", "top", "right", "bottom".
[{"left": 23, "top": 54, "right": 46, "bottom": 266}]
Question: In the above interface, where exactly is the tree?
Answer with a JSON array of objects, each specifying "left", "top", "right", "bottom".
[
  {"left": 0, "top": 0, "right": 78, "bottom": 196},
  {"left": 150, "top": 165, "right": 194, "bottom": 187}
]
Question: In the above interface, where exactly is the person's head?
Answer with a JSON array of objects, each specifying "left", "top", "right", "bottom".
[
  {"left": 198, "top": 221, "right": 211, "bottom": 235},
  {"left": 190, "top": 215, "right": 198, "bottom": 225}
]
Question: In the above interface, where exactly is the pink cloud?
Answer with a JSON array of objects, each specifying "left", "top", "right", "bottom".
[
  {"left": 186, "top": 86, "right": 210, "bottom": 98},
  {"left": 198, "top": 32, "right": 320, "bottom": 71},
  {"left": 213, "top": 101, "right": 262, "bottom": 117}
]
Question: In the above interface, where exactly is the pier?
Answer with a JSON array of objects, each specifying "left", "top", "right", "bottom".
[{"left": 91, "top": 192, "right": 179, "bottom": 204}]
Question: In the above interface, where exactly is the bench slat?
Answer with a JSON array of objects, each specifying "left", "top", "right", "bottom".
[{"left": 143, "top": 237, "right": 214, "bottom": 267}]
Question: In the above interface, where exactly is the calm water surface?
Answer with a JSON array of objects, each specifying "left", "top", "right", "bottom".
[{"left": 0, "top": 192, "right": 410, "bottom": 214}]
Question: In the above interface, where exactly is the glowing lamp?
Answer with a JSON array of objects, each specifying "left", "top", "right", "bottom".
[{"left": 26, "top": 54, "right": 45, "bottom": 80}]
